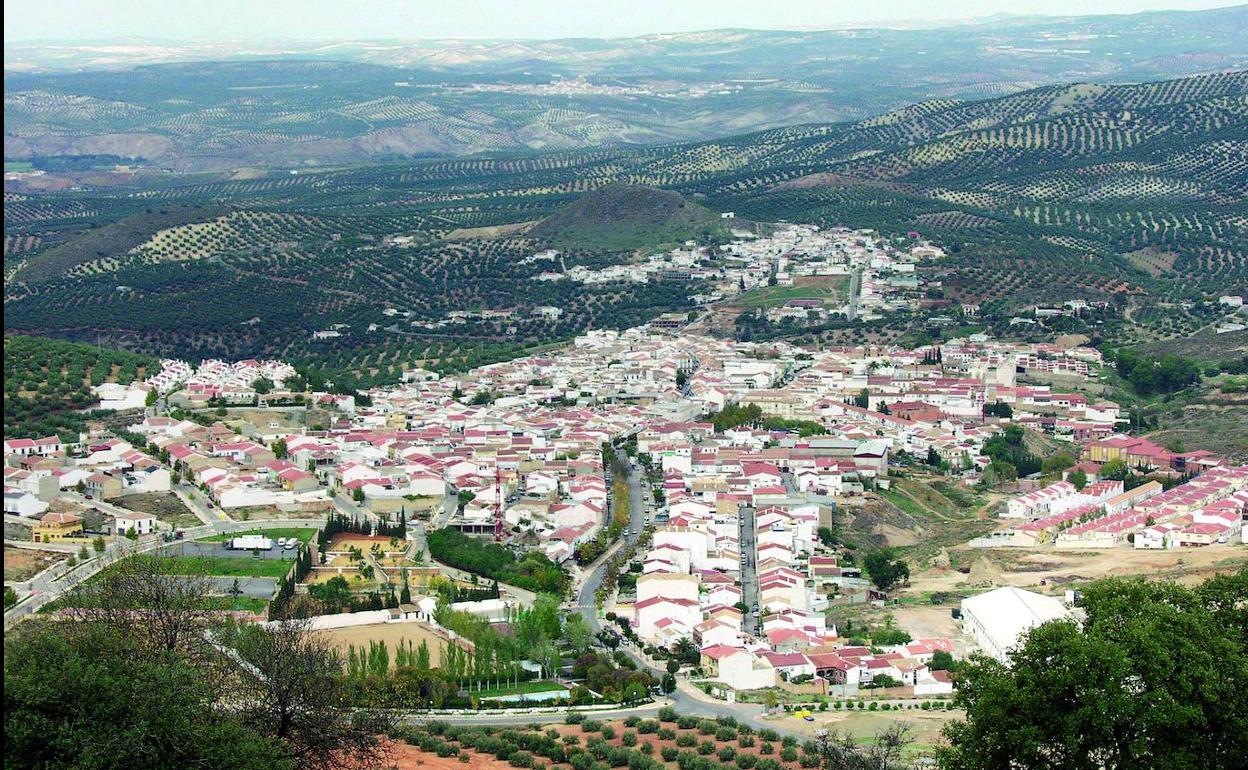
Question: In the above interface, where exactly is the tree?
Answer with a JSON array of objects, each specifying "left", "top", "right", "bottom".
[
  {"left": 666, "top": 659, "right": 681, "bottom": 675},
  {"left": 854, "top": 389, "right": 870, "bottom": 409},
  {"left": 92, "top": 536, "right": 106, "bottom": 553},
  {"left": 252, "top": 376, "right": 275, "bottom": 395},
  {"left": 1068, "top": 468, "right": 1089, "bottom": 490},
  {"left": 929, "top": 650, "right": 954, "bottom": 671},
  {"left": 817, "top": 526, "right": 837, "bottom": 547},
  {"left": 272, "top": 439, "right": 288, "bottom": 459},
  {"left": 1042, "top": 453, "right": 1076, "bottom": 475},
  {"left": 563, "top": 614, "right": 594, "bottom": 655},
  {"left": 926, "top": 447, "right": 942, "bottom": 467},
  {"left": 307, "top": 575, "right": 353, "bottom": 611},
  {"left": 661, "top": 673, "right": 677, "bottom": 694},
  {"left": 231, "top": 619, "right": 395, "bottom": 770},
  {"left": 4, "top": 622, "right": 292, "bottom": 769},
  {"left": 1100, "top": 458, "right": 1128, "bottom": 481},
  {"left": 864, "top": 549, "right": 909, "bottom": 593},
  {"left": 814, "top": 724, "right": 912, "bottom": 770},
  {"left": 938, "top": 570, "right": 1248, "bottom": 770},
  {"left": 66, "top": 555, "right": 218, "bottom": 661}
]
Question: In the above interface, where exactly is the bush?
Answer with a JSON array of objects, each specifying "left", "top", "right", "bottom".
[
  {"left": 737, "top": 755, "right": 757, "bottom": 769},
  {"left": 511, "top": 751, "right": 536, "bottom": 768},
  {"left": 716, "top": 728, "right": 736, "bottom": 742},
  {"left": 601, "top": 726, "right": 616, "bottom": 740},
  {"left": 738, "top": 735, "right": 755, "bottom": 748},
  {"left": 717, "top": 747, "right": 736, "bottom": 762},
  {"left": 657, "top": 728, "right": 675, "bottom": 740},
  {"left": 677, "top": 716, "right": 698, "bottom": 730},
  {"left": 566, "top": 712, "right": 586, "bottom": 725},
  {"left": 757, "top": 760, "right": 782, "bottom": 770},
  {"left": 780, "top": 748, "right": 798, "bottom": 762},
  {"left": 622, "top": 733, "right": 637, "bottom": 747},
  {"left": 760, "top": 742, "right": 774, "bottom": 755},
  {"left": 780, "top": 736, "right": 797, "bottom": 748},
  {"left": 799, "top": 755, "right": 819, "bottom": 768},
  {"left": 697, "top": 741, "right": 715, "bottom": 756},
  {"left": 698, "top": 720, "right": 718, "bottom": 736},
  {"left": 658, "top": 707, "right": 678, "bottom": 723},
  {"left": 583, "top": 720, "right": 602, "bottom": 733},
  {"left": 625, "top": 716, "right": 641, "bottom": 728},
  {"left": 676, "top": 734, "right": 697, "bottom": 748},
  {"left": 662, "top": 748, "right": 679, "bottom": 762},
  {"left": 638, "top": 720, "right": 659, "bottom": 735}
]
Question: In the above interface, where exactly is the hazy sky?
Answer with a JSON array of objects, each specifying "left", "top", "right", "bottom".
[{"left": 4, "top": 0, "right": 1242, "bottom": 42}]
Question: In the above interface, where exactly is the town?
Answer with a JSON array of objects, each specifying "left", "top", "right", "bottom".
[{"left": 7, "top": 316, "right": 1244, "bottom": 721}]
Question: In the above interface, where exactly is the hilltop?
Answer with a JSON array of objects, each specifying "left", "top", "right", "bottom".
[{"left": 529, "top": 185, "right": 724, "bottom": 251}]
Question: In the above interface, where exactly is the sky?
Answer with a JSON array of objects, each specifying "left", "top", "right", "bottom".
[{"left": 4, "top": 0, "right": 1243, "bottom": 42}]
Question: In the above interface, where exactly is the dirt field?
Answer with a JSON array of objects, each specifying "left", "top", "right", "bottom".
[
  {"left": 390, "top": 741, "right": 510, "bottom": 770},
  {"left": 909, "top": 542, "right": 1247, "bottom": 595},
  {"left": 116, "top": 492, "right": 201, "bottom": 528},
  {"left": 4, "top": 546, "right": 67, "bottom": 582},
  {"left": 326, "top": 533, "right": 404, "bottom": 552},
  {"left": 313, "top": 620, "right": 459, "bottom": 667}
]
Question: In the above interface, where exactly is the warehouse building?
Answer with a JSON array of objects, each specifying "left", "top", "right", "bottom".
[{"left": 960, "top": 586, "right": 1072, "bottom": 663}]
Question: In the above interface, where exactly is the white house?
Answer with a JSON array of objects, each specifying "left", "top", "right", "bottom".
[{"left": 960, "top": 586, "right": 1072, "bottom": 664}]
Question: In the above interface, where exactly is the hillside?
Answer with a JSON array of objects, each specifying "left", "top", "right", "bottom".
[
  {"left": 4, "top": 71, "right": 1246, "bottom": 384},
  {"left": 3, "top": 7, "right": 1246, "bottom": 170},
  {"left": 3, "top": 334, "right": 155, "bottom": 440},
  {"left": 529, "top": 185, "right": 722, "bottom": 251}
]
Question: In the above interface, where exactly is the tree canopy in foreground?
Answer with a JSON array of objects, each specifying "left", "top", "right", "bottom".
[{"left": 939, "top": 568, "right": 1248, "bottom": 770}]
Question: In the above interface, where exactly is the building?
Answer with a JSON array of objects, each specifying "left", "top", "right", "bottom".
[
  {"left": 960, "top": 586, "right": 1072, "bottom": 663},
  {"left": 34, "top": 512, "right": 85, "bottom": 543}
]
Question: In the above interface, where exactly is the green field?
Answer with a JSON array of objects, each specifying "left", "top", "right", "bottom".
[
  {"left": 4, "top": 161, "right": 34, "bottom": 172},
  {"left": 157, "top": 555, "right": 295, "bottom": 579},
  {"left": 733, "top": 278, "right": 849, "bottom": 309},
  {"left": 473, "top": 681, "right": 569, "bottom": 698},
  {"left": 200, "top": 528, "right": 316, "bottom": 544}
]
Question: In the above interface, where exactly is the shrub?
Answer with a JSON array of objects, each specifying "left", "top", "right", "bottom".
[
  {"left": 622, "top": 733, "right": 637, "bottom": 747},
  {"left": 601, "top": 726, "right": 616, "bottom": 740},
  {"left": 658, "top": 728, "right": 675, "bottom": 740},
  {"left": 799, "top": 755, "right": 819, "bottom": 768},
  {"left": 780, "top": 737, "right": 797, "bottom": 748},
  {"left": 759, "top": 743, "right": 773, "bottom": 755},
  {"left": 639, "top": 742, "right": 653, "bottom": 755},
  {"left": 677, "top": 716, "right": 698, "bottom": 730},
  {"left": 658, "top": 707, "right": 679, "bottom": 723},
  {"left": 662, "top": 748, "right": 679, "bottom": 762},
  {"left": 625, "top": 716, "right": 641, "bottom": 728},
  {"left": 697, "top": 742, "right": 715, "bottom": 756},
  {"left": 759, "top": 730, "right": 780, "bottom": 742},
  {"left": 583, "top": 720, "right": 602, "bottom": 733},
  {"left": 638, "top": 720, "right": 659, "bottom": 735},
  {"left": 738, "top": 735, "right": 755, "bottom": 748},
  {"left": 717, "top": 747, "right": 736, "bottom": 762},
  {"left": 698, "top": 720, "right": 718, "bottom": 736},
  {"left": 511, "top": 751, "right": 536, "bottom": 768},
  {"left": 868, "top": 702, "right": 878, "bottom": 711},
  {"left": 565, "top": 735, "right": 582, "bottom": 746},
  {"left": 737, "top": 755, "right": 757, "bottom": 769},
  {"left": 567, "top": 713, "right": 586, "bottom": 725},
  {"left": 676, "top": 734, "right": 697, "bottom": 748},
  {"left": 716, "top": 728, "right": 736, "bottom": 742},
  {"left": 780, "top": 748, "right": 798, "bottom": 762}
]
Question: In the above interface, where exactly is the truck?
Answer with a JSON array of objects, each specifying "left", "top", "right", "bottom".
[{"left": 228, "top": 534, "right": 274, "bottom": 551}]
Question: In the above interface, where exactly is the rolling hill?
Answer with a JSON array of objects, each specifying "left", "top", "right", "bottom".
[
  {"left": 4, "top": 70, "right": 1245, "bottom": 383},
  {"left": 529, "top": 185, "right": 723, "bottom": 251},
  {"left": 4, "top": 6, "right": 1247, "bottom": 170}
]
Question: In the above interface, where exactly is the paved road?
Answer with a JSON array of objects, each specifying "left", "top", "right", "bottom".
[
  {"left": 333, "top": 491, "right": 380, "bottom": 526},
  {"left": 847, "top": 266, "right": 863, "bottom": 321},
  {"left": 739, "top": 505, "right": 760, "bottom": 634}
]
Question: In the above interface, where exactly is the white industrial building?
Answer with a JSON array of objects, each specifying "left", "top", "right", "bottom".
[{"left": 960, "top": 586, "right": 1072, "bottom": 663}]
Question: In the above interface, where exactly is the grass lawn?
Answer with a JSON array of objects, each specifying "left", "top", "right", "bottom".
[
  {"left": 4, "top": 161, "right": 34, "bottom": 172},
  {"left": 200, "top": 527, "right": 316, "bottom": 544},
  {"left": 158, "top": 555, "right": 295, "bottom": 579},
  {"left": 734, "top": 277, "right": 849, "bottom": 309},
  {"left": 472, "top": 681, "right": 569, "bottom": 698}
]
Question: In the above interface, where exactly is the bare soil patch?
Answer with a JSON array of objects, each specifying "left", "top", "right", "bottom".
[{"left": 4, "top": 546, "right": 68, "bottom": 582}]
